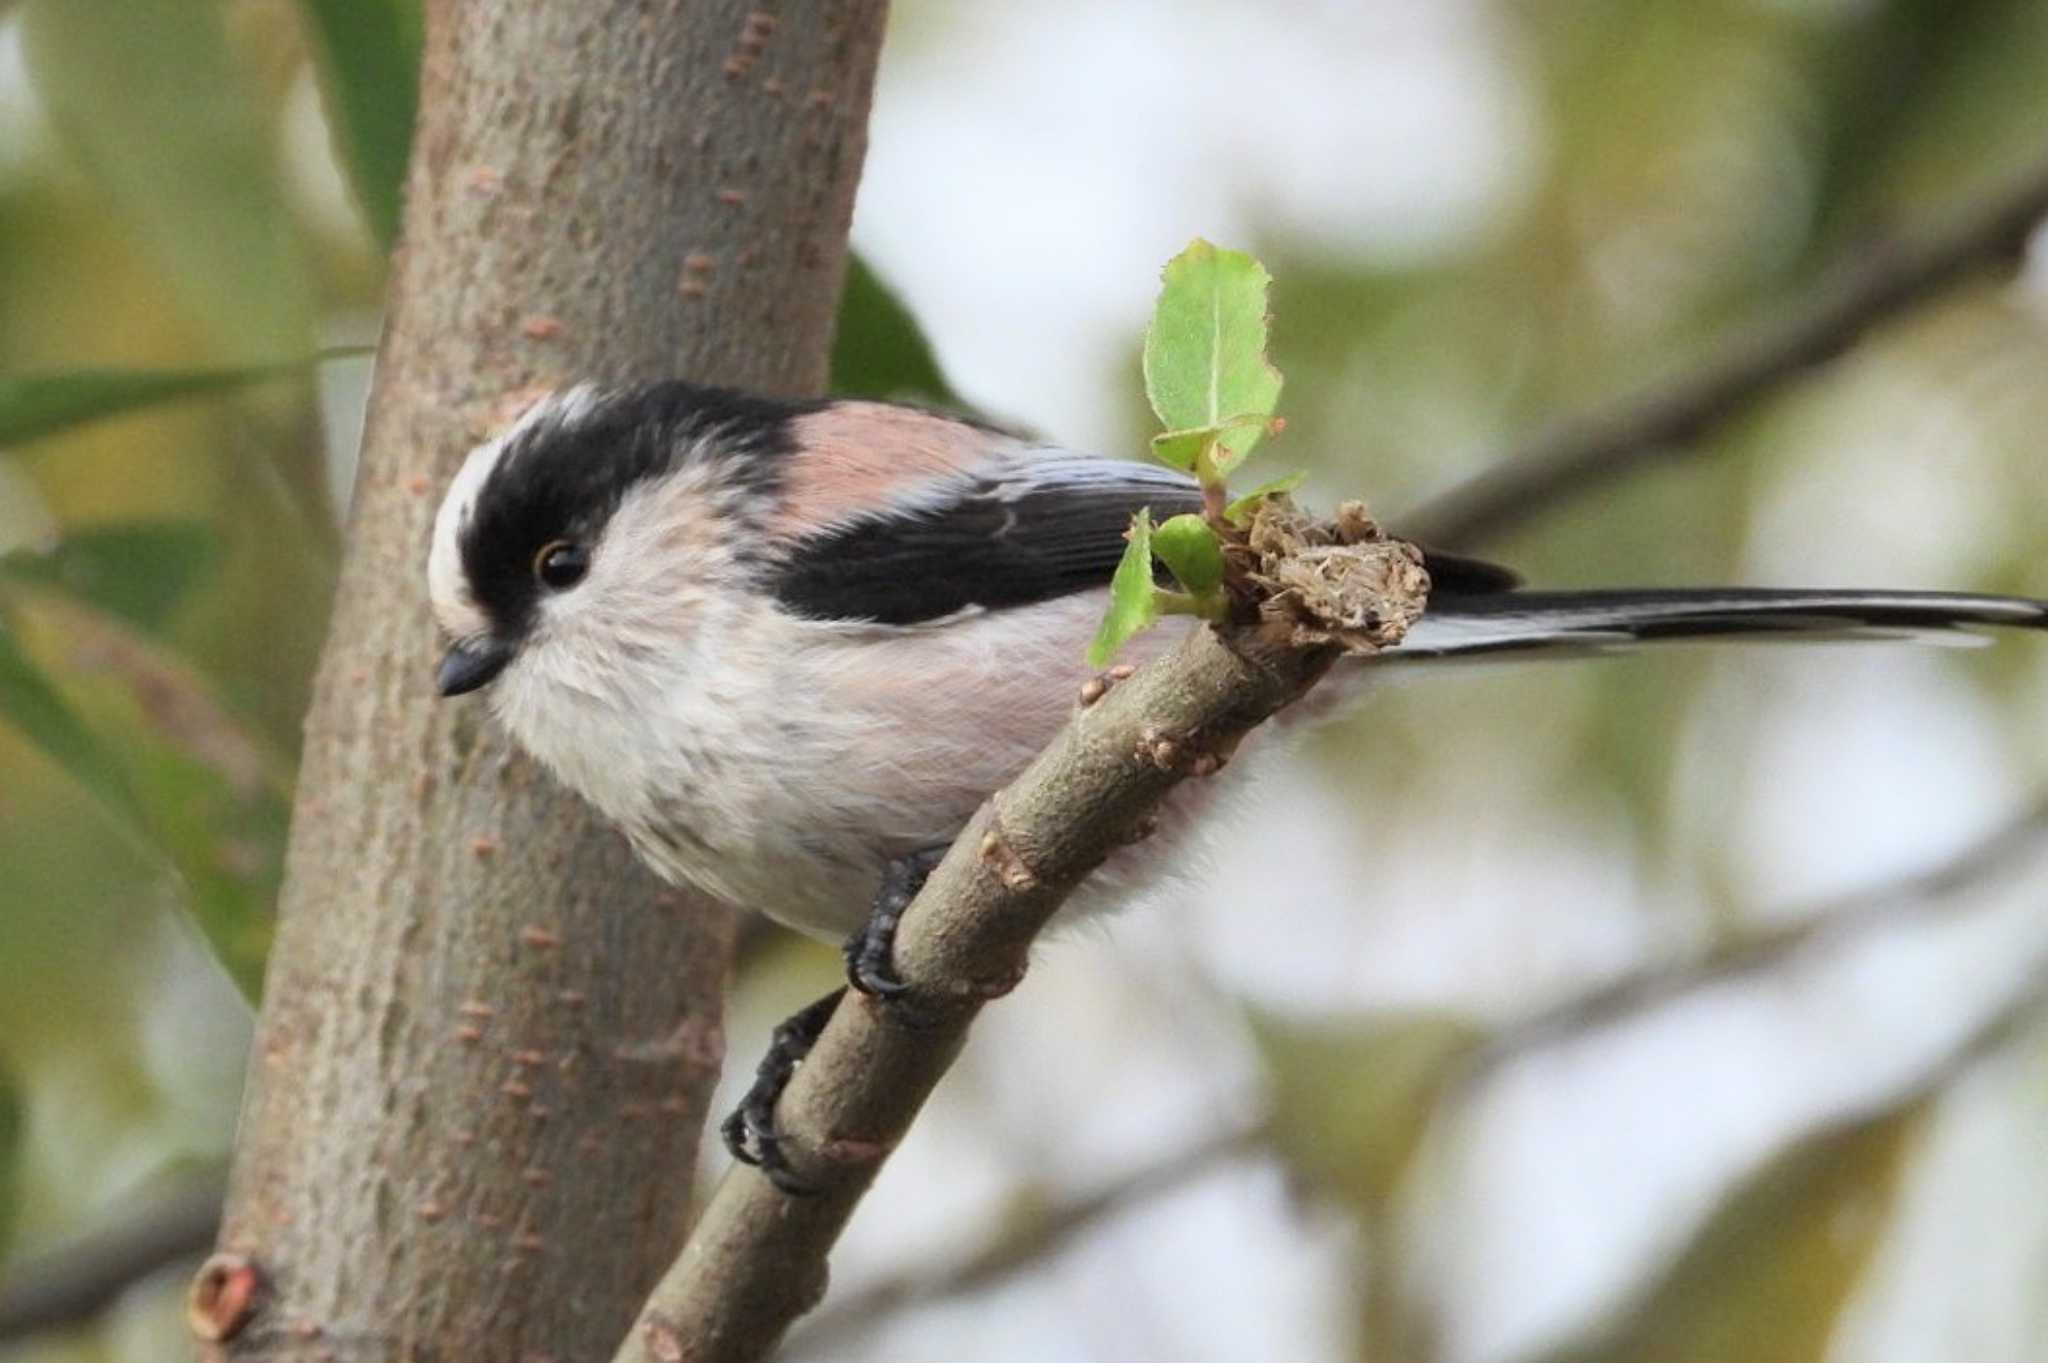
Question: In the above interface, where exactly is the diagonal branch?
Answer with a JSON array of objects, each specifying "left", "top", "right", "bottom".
[
  {"left": 612, "top": 514, "right": 1429, "bottom": 1363},
  {"left": 776, "top": 796, "right": 2048, "bottom": 1349},
  {"left": 1402, "top": 152, "right": 2048, "bottom": 549},
  {"left": 42, "top": 801, "right": 2033, "bottom": 1352},
  {"left": 619, "top": 631, "right": 1326, "bottom": 1363}
]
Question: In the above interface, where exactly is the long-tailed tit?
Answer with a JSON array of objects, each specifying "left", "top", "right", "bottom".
[{"left": 427, "top": 380, "right": 2047, "bottom": 1185}]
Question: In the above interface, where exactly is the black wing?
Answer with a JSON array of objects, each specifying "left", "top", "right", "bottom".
[
  {"left": 770, "top": 452, "right": 1520, "bottom": 625},
  {"left": 771, "top": 455, "right": 1202, "bottom": 624}
]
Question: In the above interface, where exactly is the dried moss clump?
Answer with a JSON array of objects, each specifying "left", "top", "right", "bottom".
[{"left": 1240, "top": 498, "right": 1430, "bottom": 652}]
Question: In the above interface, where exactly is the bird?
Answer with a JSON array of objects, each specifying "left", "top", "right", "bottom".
[{"left": 426, "top": 378, "right": 2048, "bottom": 1187}]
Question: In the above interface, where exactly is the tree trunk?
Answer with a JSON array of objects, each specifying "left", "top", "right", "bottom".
[{"left": 201, "top": 2, "right": 887, "bottom": 1359}]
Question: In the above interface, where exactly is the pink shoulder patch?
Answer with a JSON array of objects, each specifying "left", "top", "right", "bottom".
[{"left": 776, "top": 402, "right": 998, "bottom": 535}]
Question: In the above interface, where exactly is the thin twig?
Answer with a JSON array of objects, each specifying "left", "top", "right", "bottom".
[
  {"left": 1462, "top": 795, "right": 2048, "bottom": 1086},
  {"left": 1402, "top": 153, "right": 2048, "bottom": 549},
  {"left": 787, "top": 1122, "right": 1268, "bottom": 1355},
  {"left": 0, "top": 1170, "right": 225, "bottom": 1341},
  {"left": 1902, "top": 956, "right": 2048, "bottom": 1097}
]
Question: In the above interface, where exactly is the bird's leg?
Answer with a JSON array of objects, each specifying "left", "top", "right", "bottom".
[
  {"left": 721, "top": 986, "right": 844, "bottom": 1195},
  {"left": 724, "top": 848, "right": 951, "bottom": 1194},
  {"left": 844, "top": 845, "right": 949, "bottom": 1000}
]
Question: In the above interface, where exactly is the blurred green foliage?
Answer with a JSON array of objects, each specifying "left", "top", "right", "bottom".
[
  {"left": 2, "top": 524, "right": 219, "bottom": 636},
  {"left": 1254, "top": 1010, "right": 1486, "bottom": 1220},
  {"left": 0, "top": 367, "right": 317, "bottom": 447},
  {"left": 1531, "top": 1103, "right": 1926, "bottom": 1363},
  {"left": 0, "top": 7, "right": 959, "bottom": 1351},
  {"left": 297, "top": 0, "right": 420, "bottom": 248},
  {"left": 0, "top": 1080, "right": 18, "bottom": 1263},
  {"left": 831, "top": 255, "right": 959, "bottom": 404},
  {"left": 22, "top": 0, "right": 314, "bottom": 362},
  {"left": 0, "top": 619, "right": 140, "bottom": 828}
]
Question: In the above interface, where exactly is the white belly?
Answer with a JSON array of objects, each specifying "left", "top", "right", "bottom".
[{"left": 491, "top": 588, "right": 1329, "bottom": 943}]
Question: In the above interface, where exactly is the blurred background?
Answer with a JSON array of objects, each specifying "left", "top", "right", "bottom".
[{"left": 4, "top": 1, "right": 2048, "bottom": 1360}]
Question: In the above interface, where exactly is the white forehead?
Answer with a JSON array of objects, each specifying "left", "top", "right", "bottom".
[{"left": 426, "top": 385, "right": 601, "bottom": 639}]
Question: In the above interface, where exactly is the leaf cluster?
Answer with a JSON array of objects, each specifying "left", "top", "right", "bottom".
[{"left": 1088, "top": 239, "right": 1301, "bottom": 665}]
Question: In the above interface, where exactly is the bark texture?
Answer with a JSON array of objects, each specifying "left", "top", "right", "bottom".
[{"left": 205, "top": 3, "right": 887, "bottom": 1360}]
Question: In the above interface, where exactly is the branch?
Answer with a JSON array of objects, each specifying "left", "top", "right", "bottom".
[
  {"left": 1401, "top": 152, "right": 2048, "bottom": 549},
  {"left": 1901, "top": 956, "right": 2048, "bottom": 1100},
  {"left": 764, "top": 799, "right": 2048, "bottom": 1352},
  {"left": 0, "top": 1170, "right": 223, "bottom": 1341},
  {"left": 613, "top": 512, "right": 1430, "bottom": 1363},
  {"left": 811, "top": 798, "right": 2048, "bottom": 1349}
]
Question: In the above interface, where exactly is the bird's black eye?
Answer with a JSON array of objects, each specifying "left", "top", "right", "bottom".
[{"left": 534, "top": 540, "right": 589, "bottom": 591}]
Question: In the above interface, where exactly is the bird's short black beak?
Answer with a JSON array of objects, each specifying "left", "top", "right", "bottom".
[{"left": 437, "top": 637, "right": 512, "bottom": 697}]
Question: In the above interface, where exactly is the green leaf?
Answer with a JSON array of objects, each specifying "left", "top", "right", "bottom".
[
  {"left": 0, "top": 616, "right": 141, "bottom": 824},
  {"left": 123, "top": 719, "right": 283, "bottom": 1000},
  {"left": 1086, "top": 509, "right": 1160, "bottom": 668},
  {"left": 1143, "top": 239, "right": 1284, "bottom": 479},
  {"left": 3, "top": 522, "right": 220, "bottom": 633},
  {"left": 298, "top": 0, "right": 423, "bottom": 249},
  {"left": 1152, "top": 513, "right": 1225, "bottom": 596},
  {"left": 831, "top": 255, "right": 958, "bottom": 404},
  {"left": 1148, "top": 414, "right": 1275, "bottom": 473},
  {"left": 23, "top": 598, "right": 291, "bottom": 1000},
  {"left": 1252, "top": 1009, "right": 1486, "bottom": 1217},
  {"left": 1225, "top": 472, "right": 1307, "bottom": 525},
  {"left": 22, "top": 0, "right": 313, "bottom": 359},
  {"left": 0, "top": 356, "right": 366, "bottom": 447},
  {"left": 1530, "top": 1102, "right": 1925, "bottom": 1363}
]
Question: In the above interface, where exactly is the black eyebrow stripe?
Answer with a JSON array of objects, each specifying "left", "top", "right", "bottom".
[{"left": 459, "top": 382, "right": 816, "bottom": 639}]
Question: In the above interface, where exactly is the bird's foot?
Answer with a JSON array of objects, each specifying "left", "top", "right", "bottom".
[
  {"left": 721, "top": 986, "right": 844, "bottom": 1195},
  {"left": 842, "top": 845, "right": 948, "bottom": 1006}
]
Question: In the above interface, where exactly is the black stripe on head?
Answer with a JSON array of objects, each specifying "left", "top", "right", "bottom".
[
  {"left": 459, "top": 381, "right": 818, "bottom": 640},
  {"left": 773, "top": 470, "right": 1207, "bottom": 625}
]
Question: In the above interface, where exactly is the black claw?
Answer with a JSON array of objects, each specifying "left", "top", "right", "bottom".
[
  {"left": 844, "top": 846, "right": 948, "bottom": 1000},
  {"left": 722, "top": 847, "right": 958, "bottom": 1196},
  {"left": 843, "top": 926, "right": 908, "bottom": 1000},
  {"left": 720, "top": 987, "right": 844, "bottom": 1195},
  {"left": 761, "top": 1156, "right": 823, "bottom": 1197},
  {"left": 720, "top": 1105, "right": 759, "bottom": 1167}
]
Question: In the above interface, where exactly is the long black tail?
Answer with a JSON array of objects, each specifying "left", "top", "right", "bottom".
[{"left": 1389, "top": 588, "right": 2048, "bottom": 663}]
